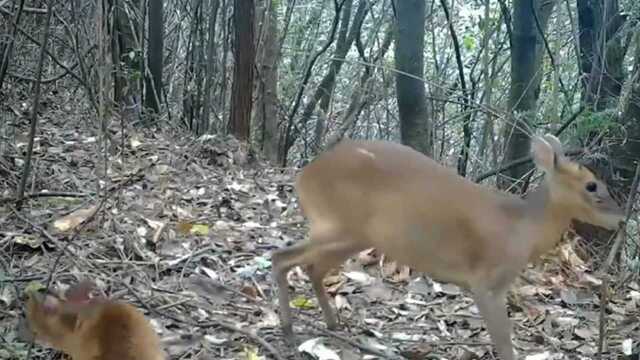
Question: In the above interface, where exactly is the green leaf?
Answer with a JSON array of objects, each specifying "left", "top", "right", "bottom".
[
  {"left": 291, "top": 295, "right": 316, "bottom": 310},
  {"left": 463, "top": 35, "right": 476, "bottom": 50}
]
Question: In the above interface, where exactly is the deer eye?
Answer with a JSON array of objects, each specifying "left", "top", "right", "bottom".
[{"left": 585, "top": 182, "right": 597, "bottom": 193}]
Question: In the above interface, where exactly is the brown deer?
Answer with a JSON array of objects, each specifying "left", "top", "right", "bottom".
[{"left": 272, "top": 134, "right": 624, "bottom": 359}]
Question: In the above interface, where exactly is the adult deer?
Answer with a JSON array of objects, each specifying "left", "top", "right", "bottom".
[{"left": 272, "top": 134, "right": 624, "bottom": 359}]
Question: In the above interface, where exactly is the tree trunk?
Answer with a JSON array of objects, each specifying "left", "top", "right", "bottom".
[
  {"left": 577, "top": 0, "right": 626, "bottom": 111},
  {"left": 393, "top": 0, "right": 431, "bottom": 156},
  {"left": 498, "top": 0, "right": 555, "bottom": 192},
  {"left": 200, "top": 0, "right": 220, "bottom": 135},
  {"left": 615, "top": 34, "right": 640, "bottom": 191},
  {"left": 229, "top": 0, "right": 255, "bottom": 141},
  {"left": 145, "top": 0, "right": 164, "bottom": 115},
  {"left": 256, "top": 0, "right": 280, "bottom": 163},
  {"left": 109, "top": 0, "right": 142, "bottom": 122}
]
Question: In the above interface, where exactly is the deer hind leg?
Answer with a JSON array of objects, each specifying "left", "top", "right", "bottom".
[
  {"left": 272, "top": 229, "right": 364, "bottom": 335},
  {"left": 306, "top": 238, "right": 363, "bottom": 330},
  {"left": 271, "top": 241, "right": 311, "bottom": 338}
]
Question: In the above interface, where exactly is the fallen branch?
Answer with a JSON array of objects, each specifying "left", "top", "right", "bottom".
[{"left": 0, "top": 191, "right": 89, "bottom": 204}]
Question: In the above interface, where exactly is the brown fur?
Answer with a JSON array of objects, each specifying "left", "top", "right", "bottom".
[
  {"left": 272, "top": 134, "right": 625, "bottom": 360},
  {"left": 24, "top": 282, "right": 165, "bottom": 360}
]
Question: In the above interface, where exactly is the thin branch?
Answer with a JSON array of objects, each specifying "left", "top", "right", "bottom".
[
  {"left": 440, "top": 0, "right": 474, "bottom": 177},
  {"left": 603, "top": 163, "right": 640, "bottom": 271},
  {"left": 475, "top": 106, "right": 587, "bottom": 183},
  {"left": 0, "top": 8, "right": 86, "bottom": 85},
  {"left": 282, "top": 0, "right": 345, "bottom": 165},
  {"left": 495, "top": 0, "right": 513, "bottom": 47},
  {"left": 530, "top": 0, "right": 570, "bottom": 103}
]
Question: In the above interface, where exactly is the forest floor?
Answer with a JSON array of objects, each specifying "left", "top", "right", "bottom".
[{"left": 0, "top": 105, "right": 638, "bottom": 360}]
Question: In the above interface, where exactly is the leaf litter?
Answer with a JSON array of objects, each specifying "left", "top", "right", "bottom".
[{"left": 0, "top": 112, "right": 637, "bottom": 360}]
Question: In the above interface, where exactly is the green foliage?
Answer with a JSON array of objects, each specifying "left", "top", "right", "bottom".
[
  {"left": 131, "top": 70, "right": 142, "bottom": 82},
  {"left": 575, "top": 109, "right": 620, "bottom": 138},
  {"left": 463, "top": 34, "right": 476, "bottom": 50},
  {"left": 121, "top": 48, "right": 142, "bottom": 69}
]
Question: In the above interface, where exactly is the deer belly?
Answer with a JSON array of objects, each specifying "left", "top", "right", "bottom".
[{"left": 370, "top": 222, "right": 480, "bottom": 286}]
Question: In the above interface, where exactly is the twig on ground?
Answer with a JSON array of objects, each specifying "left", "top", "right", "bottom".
[{"left": 0, "top": 191, "right": 89, "bottom": 204}]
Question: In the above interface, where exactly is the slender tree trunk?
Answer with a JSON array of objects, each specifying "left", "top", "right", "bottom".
[
  {"left": 614, "top": 34, "right": 640, "bottom": 191},
  {"left": 201, "top": 0, "right": 220, "bottom": 135},
  {"left": 577, "top": 0, "right": 626, "bottom": 111},
  {"left": 393, "top": 0, "right": 431, "bottom": 156},
  {"left": 228, "top": 0, "right": 255, "bottom": 141},
  {"left": 256, "top": 0, "right": 280, "bottom": 162},
  {"left": 499, "top": 0, "right": 555, "bottom": 192},
  {"left": 145, "top": 0, "right": 164, "bottom": 115}
]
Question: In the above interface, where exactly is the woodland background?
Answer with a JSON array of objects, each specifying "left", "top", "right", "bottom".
[{"left": 0, "top": 0, "right": 639, "bottom": 359}]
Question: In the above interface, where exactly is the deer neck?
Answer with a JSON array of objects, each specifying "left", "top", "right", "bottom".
[{"left": 521, "top": 184, "right": 574, "bottom": 261}]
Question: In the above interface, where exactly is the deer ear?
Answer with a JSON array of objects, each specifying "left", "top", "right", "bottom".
[
  {"left": 542, "top": 134, "right": 564, "bottom": 156},
  {"left": 531, "top": 136, "right": 556, "bottom": 173},
  {"left": 65, "top": 280, "right": 95, "bottom": 302}
]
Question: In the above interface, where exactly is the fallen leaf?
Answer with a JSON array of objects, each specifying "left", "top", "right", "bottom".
[
  {"left": 242, "top": 346, "right": 262, "bottom": 360},
  {"left": 334, "top": 294, "right": 351, "bottom": 311},
  {"left": 343, "top": 271, "right": 374, "bottom": 286},
  {"left": 52, "top": 205, "right": 98, "bottom": 232},
  {"left": 240, "top": 285, "right": 258, "bottom": 299},
  {"left": 525, "top": 352, "right": 551, "bottom": 360},
  {"left": 13, "top": 234, "right": 43, "bottom": 248},
  {"left": 574, "top": 327, "right": 595, "bottom": 339},
  {"left": 622, "top": 338, "right": 633, "bottom": 355},
  {"left": 392, "top": 265, "right": 411, "bottom": 283},
  {"left": 190, "top": 224, "right": 209, "bottom": 236},
  {"left": 298, "top": 338, "right": 340, "bottom": 360},
  {"left": 382, "top": 260, "right": 398, "bottom": 277},
  {"left": 130, "top": 136, "right": 143, "bottom": 149},
  {"left": 356, "top": 248, "right": 378, "bottom": 266},
  {"left": 291, "top": 295, "right": 316, "bottom": 310}
]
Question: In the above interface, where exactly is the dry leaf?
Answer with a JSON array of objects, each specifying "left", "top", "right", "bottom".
[
  {"left": 392, "top": 265, "right": 411, "bottom": 282},
  {"left": 52, "top": 205, "right": 98, "bottom": 232},
  {"left": 13, "top": 234, "right": 43, "bottom": 248},
  {"left": 240, "top": 285, "right": 258, "bottom": 299},
  {"left": 298, "top": 338, "right": 340, "bottom": 360},
  {"left": 356, "top": 248, "right": 378, "bottom": 266},
  {"left": 291, "top": 295, "right": 316, "bottom": 310}
]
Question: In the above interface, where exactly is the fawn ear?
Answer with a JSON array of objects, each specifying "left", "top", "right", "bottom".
[
  {"left": 65, "top": 280, "right": 95, "bottom": 303},
  {"left": 531, "top": 136, "right": 557, "bottom": 173},
  {"left": 58, "top": 280, "right": 105, "bottom": 317}
]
